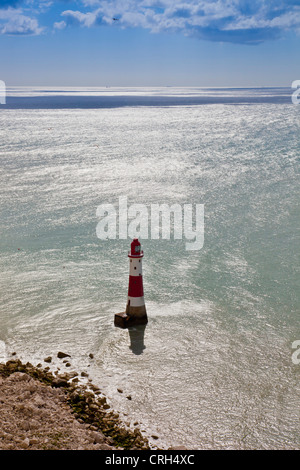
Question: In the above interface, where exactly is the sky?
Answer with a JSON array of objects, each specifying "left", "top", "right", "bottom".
[{"left": 0, "top": 0, "right": 300, "bottom": 86}]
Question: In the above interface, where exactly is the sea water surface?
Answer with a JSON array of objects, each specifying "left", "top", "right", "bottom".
[{"left": 0, "top": 87, "right": 299, "bottom": 449}]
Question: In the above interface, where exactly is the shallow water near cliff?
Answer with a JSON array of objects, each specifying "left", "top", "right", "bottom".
[{"left": 0, "top": 87, "right": 299, "bottom": 449}]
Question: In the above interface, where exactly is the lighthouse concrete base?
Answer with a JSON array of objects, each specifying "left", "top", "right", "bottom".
[{"left": 114, "top": 312, "right": 148, "bottom": 329}]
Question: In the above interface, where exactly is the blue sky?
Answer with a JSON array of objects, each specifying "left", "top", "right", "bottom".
[{"left": 0, "top": 0, "right": 300, "bottom": 86}]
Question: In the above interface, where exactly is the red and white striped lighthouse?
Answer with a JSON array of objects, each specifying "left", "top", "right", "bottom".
[
  {"left": 126, "top": 238, "right": 147, "bottom": 318},
  {"left": 114, "top": 238, "right": 148, "bottom": 328}
]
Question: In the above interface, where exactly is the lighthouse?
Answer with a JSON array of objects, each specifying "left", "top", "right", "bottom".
[{"left": 114, "top": 238, "right": 148, "bottom": 328}]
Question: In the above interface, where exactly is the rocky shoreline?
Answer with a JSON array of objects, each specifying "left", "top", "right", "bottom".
[{"left": 0, "top": 354, "right": 153, "bottom": 450}]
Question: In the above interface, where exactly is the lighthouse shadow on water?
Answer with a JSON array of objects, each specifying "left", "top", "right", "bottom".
[{"left": 128, "top": 325, "right": 147, "bottom": 355}]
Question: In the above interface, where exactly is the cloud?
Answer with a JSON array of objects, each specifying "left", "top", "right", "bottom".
[
  {"left": 1, "top": 0, "right": 300, "bottom": 42},
  {"left": 53, "top": 20, "right": 66, "bottom": 30},
  {"left": 0, "top": 10, "right": 43, "bottom": 35},
  {"left": 0, "top": 2, "right": 44, "bottom": 35},
  {"left": 57, "top": 0, "right": 300, "bottom": 43},
  {"left": 61, "top": 9, "right": 104, "bottom": 28}
]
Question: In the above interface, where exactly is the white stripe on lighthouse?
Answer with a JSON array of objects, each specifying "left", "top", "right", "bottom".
[
  {"left": 127, "top": 296, "right": 145, "bottom": 307},
  {"left": 129, "top": 258, "right": 143, "bottom": 277}
]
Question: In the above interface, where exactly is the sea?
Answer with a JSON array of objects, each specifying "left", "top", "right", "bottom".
[{"left": 0, "top": 86, "right": 299, "bottom": 449}]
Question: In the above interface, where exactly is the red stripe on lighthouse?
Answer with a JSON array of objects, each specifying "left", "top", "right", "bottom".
[{"left": 128, "top": 275, "right": 144, "bottom": 297}]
